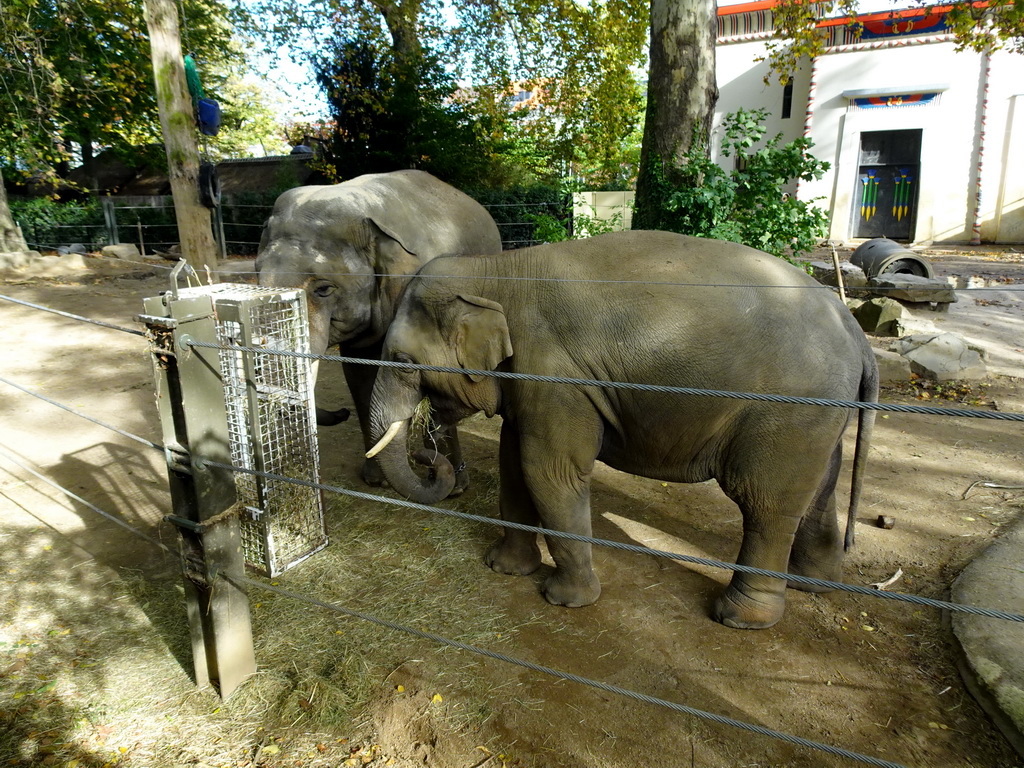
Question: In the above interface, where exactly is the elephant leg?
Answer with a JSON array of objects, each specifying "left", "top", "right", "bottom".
[
  {"left": 712, "top": 415, "right": 849, "bottom": 629},
  {"left": 341, "top": 352, "right": 386, "bottom": 487},
  {"left": 424, "top": 421, "right": 470, "bottom": 496},
  {"left": 711, "top": 505, "right": 805, "bottom": 630},
  {"left": 486, "top": 419, "right": 542, "bottom": 576},
  {"left": 787, "top": 442, "right": 844, "bottom": 591},
  {"left": 518, "top": 416, "right": 603, "bottom": 608}
]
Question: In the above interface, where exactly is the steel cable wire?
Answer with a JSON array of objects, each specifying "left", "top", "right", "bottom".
[
  {"left": 0, "top": 282, "right": 1015, "bottom": 766},
  {"left": 3, "top": 365, "right": 1018, "bottom": 623},
  {"left": 0, "top": 366, "right": 915, "bottom": 767},
  {"left": 227, "top": 573, "right": 910, "bottom": 768},
  {"left": 199, "top": 459, "right": 1024, "bottom": 624},
  {"left": 0, "top": 375, "right": 164, "bottom": 451},
  {"left": 0, "top": 432, "right": 913, "bottom": 768},
  {"left": 0, "top": 292, "right": 148, "bottom": 336},
  {"left": 155, "top": 265, "right": 1024, "bottom": 292},
  {"left": 0, "top": 325, "right": 1001, "bottom": 765},
  {"left": 0, "top": 446, "right": 173, "bottom": 554},
  {"left": 183, "top": 340, "right": 1024, "bottom": 422}
]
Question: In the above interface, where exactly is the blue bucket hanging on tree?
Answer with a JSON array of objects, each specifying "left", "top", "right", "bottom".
[{"left": 184, "top": 54, "right": 221, "bottom": 137}]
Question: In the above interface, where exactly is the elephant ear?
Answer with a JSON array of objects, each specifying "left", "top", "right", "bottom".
[
  {"left": 368, "top": 213, "right": 426, "bottom": 259},
  {"left": 364, "top": 218, "right": 429, "bottom": 327},
  {"left": 454, "top": 295, "right": 513, "bottom": 382}
]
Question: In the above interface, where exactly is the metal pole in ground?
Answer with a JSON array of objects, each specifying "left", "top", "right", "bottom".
[{"left": 140, "top": 267, "right": 256, "bottom": 698}]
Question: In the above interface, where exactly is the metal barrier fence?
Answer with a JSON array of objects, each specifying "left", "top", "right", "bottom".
[
  {"left": 1, "top": 267, "right": 1023, "bottom": 768},
  {"left": 17, "top": 196, "right": 568, "bottom": 255}
]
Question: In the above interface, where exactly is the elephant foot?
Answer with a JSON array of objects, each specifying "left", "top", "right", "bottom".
[
  {"left": 542, "top": 569, "right": 601, "bottom": 608},
  {"left": 316, "top": 406, "right": 351, "bottom": 427},
  {"left": 711, "top": 585, "right": 785, "bottom": 629},
  {"left": 486, "top": 536, "right": 541, "bottom": 576},
  {"left": 786, "top": 553, "right": 842, "bottom": 593},
  {"left": 446, "top": 467, "right": 471, "bottom": 498}
]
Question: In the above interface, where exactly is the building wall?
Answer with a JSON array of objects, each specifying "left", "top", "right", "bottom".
[{"left": 715, "top": 28, "right": 1024, "bottom": 244}]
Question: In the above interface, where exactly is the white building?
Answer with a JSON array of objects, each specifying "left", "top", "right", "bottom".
[{"left": 715, "top": 1, "right": 1024, "bottom": 244}]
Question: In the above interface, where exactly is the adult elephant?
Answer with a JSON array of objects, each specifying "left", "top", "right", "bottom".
[
  {"left": 256, "top": 169, "right": 502, "bottom": 492},
  {"left": 366, "top": 231, "right": 878, "bottom": 629}
]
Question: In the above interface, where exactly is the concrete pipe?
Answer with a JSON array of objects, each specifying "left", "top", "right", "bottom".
[{"left": 850, "top": 238, "right": 934, "bottom": 279}]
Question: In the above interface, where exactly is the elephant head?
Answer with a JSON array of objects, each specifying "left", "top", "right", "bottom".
[
  {"left": 254, "top": 170, "right": 502, "bottom": 443},
  {"left": 367, "top": 289, "right": 513, "bottom": 504},
  {"left": 255, "top": 180, "right": 437, "bottom": 357}
]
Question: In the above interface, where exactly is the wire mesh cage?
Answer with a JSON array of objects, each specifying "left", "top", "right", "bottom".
[{"left": 204, "top": 284, "right": 327, "bottom": 576}]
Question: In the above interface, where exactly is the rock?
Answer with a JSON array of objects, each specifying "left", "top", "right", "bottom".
[
  {"left": 56, "top": 243, "right": 88, "bottom": 255},
  {"left": 0, "top": 250, "right": 42, "bottom": 269},
  {"left": 895, "top": 308, "right": 940, "bottom": 338},
  {"left": 869, "top": 274, "right": 957, "bottom": 306},
  {"left": 810, "top": 260, "right": 869, "bottom": 290},
  {"left": 101, "top": 243, "right": 142, "bottom": 260},
  {"left": 894, "top": 332, "right": 987, "bottom": 381},
  {"left": 154, "top": 244, "right": 182, "bottom": 261},
  {"left": 950, "top": 514, "right": 1024, "bottom": 755},
  {"left": 873, "top": 348, "right": 912, "bottom": 384},
  {"left": 853, "top": 297, "right": 904, "bottom": 336}
]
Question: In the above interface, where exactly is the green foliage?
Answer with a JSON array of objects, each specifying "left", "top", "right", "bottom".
[
  {"left": 639, "top": 108, "right": 830, "bottom": 262},
  {"left": 0, "top": 0, "right": 246, "bottom": 187},
  {"left": 249, "top": 0, "right": 649, "bottom": 191},
  {"left": 7, "top": 196, "right": 105, "bottom": 248},
  {"left": 526, "top": 213, "right": 570, "bottom": 243},
  {"left": 767, "top": 0, "right": 1024, "bottom": 82},
  {"left": 311, "top": 38, "right": 497, "bottom": 187},
  {"left": 466, "top": 185, "right": 568, "bottom": 249}
]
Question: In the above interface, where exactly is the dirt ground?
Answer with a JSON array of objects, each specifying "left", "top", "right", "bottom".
[{"left": 1, "top": 245, "right": 1023, "bottom": 768}]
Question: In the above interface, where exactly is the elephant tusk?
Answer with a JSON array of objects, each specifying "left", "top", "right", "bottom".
[{"left": 366, "top": 421, "right": 404, "bottom": 459}]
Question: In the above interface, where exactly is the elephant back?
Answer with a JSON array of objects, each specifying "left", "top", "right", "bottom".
[{"left": 336, "top": 170, "right": 502, "bottom": 259}]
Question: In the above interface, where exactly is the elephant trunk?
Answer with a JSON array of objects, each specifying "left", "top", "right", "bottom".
[
  {"left": 308, "top": 318, "right": 352, "bottom": 427},
  {"left": 368, "top": 419, "right": 455, "bottom": 504},
  {"left": 369, "top": 370, "right": 454, "bottom": 504}
]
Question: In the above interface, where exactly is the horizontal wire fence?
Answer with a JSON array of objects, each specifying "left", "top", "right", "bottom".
[
  {"left": 14, "top": 196, "right": 568, "bottom": 254},
  {"left": 1, "top": 286, "right": 1022, "bottom": 768}
]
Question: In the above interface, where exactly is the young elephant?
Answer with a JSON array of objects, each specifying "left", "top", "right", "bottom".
[{"left": 367, "top": 231, "right": 877, "bottom": 629}]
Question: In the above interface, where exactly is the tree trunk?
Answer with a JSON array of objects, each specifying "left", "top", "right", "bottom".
[
  {"left": 80, "top": 129, "right": 96, "bottom": 192},
  {"left": 143, "top": 0, "right": 217, "bottom": 273},
  {"left": 633, "top": 0, "right": 719, "bottom": 230},
  {"left": 0, "top": 169, "right": 30, "bottom": 254}
]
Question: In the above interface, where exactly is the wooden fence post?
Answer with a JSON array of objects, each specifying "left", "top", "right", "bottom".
[{"left": 140, "top": 274, "right": 256, "bottom": 697}]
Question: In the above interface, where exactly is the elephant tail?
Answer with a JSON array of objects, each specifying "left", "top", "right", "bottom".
[{"left": 845, "top": 356, "right": 879, "bottom": 551}]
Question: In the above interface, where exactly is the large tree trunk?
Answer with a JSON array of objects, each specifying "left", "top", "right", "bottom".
[
  {"left": 0, "top": 169, "right": 29, "bottom": 253},
  {"left": 143, "top": 0, "right": 218, "bottom": 273},
  {"left": 633, "top": 0, "right": 719, "bottom": 230}
]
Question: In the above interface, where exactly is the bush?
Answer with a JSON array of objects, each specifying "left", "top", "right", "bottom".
[
  {"left": 466, "top": 185, "right": 568, "bottom": 250},
  {"left": 641, "top": 108, "right": 830, "bottom": 263},
  {"left": 7, "top": 196, "right": 106, "bottom": 250}
]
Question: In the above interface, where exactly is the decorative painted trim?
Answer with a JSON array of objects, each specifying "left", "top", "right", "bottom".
[
  {"left": 851, "top": 92, "right": 941, "bottom": 109},
  {"left": 717, "top": 2, "right": 978, "bottom": 46}
]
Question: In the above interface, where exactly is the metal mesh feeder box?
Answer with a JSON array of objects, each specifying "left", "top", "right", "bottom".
[
  {"left": 144, "top": 280, "right": 328, "bottom": 577},
  {"left": 211, "top": 285, "right": 327, "bottom": 576}
]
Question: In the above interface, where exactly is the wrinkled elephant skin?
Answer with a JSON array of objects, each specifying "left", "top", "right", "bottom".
[
  {"left": 256, "top": 169, "right": 502, "bottom": 491},
  {"left": 368, "top": 231, "right": 878, "bottom": 629}
]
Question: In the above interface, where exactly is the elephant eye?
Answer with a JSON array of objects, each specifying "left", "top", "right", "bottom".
[
  {"left": 311, "top": 283, "right": 335, "bottom": 298},
  {"left": 393, "top": 352, "right": 418, "bottom": 374}
]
